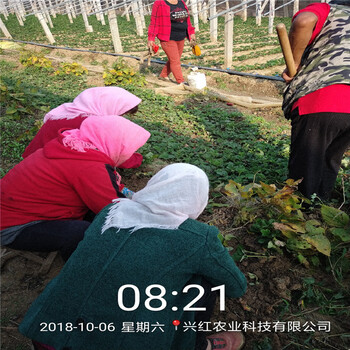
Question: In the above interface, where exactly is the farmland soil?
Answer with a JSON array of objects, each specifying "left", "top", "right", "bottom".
[{"left": 1, "top": 46, "right": 349, "bottom": 350}]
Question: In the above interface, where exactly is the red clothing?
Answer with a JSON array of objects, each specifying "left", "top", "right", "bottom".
[
  {"left": 1, "top": 131, "right": 124, "bottom": 230},
  {"left": 160, "top": 39, "right": 186, "bottom": 83},
  {"left": 148, "top": 0, "right": 195, "bottom": 42},
  {"left": 292, "top": 3, "right": 350, "bottom": 114},
  {"left": 22, "top": 117, "right": 86, "bottom": 158},
  {"left": 22, "top": 117, "right": 143, "bottom": 168}
]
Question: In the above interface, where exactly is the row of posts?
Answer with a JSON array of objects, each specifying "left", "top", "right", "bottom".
[{"left": 0, "top": 0, "right": 328, "bottom": 69}]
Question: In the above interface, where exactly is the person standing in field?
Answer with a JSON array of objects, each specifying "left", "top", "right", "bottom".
[
  {"left": 282, "top": 0, "right": 350, "bottom": 200},
  {"left": 147, "top": 0, "right": 196, "bottom": 84}
]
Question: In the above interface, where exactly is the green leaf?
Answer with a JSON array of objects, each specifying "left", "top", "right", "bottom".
[
  {"left": 232, "top": 245, "right": 245, "bottom": 262},
  {"left": 321, "top": 205, "right": 349, "bottom": 228},
  {"left": 329, "top": 227, "right": 350, "bottom": 242},
  {"left": 305, "top": 220, "right": 325, "bottom": 235},
  {"left": 5, "top": 107, "right": 18, "bottom": 114},
  {"left": 297, "top": 254, "right": 309, "bottom": 267},
  {"left": 287, "top": 238, "right": 312, "bottom": 250},
  {"left": 224, "top": 180, "right": 240, "bottom": 197},
  {"left": 301, "top": 234, "right": 331, "bottom": 256},
  {"left": 217, "top": 232, "right": 224, "bottom": 244}
]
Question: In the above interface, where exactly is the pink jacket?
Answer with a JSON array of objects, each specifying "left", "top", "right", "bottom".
[{"left": 148, "top": 0, "right": 195, "bottom": 41}]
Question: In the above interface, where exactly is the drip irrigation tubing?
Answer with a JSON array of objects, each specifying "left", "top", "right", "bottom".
[{"left": 0, "top": 38, "right": 284, "bottom": 82}]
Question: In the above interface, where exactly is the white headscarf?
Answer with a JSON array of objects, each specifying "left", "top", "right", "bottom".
[{"left": 102, "top": 163, "right": 209, "bottom": 233}]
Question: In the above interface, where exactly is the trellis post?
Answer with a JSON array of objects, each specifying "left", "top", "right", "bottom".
[
  {"left": 37, "top": 11, "right": 55, "bottom": 44},
  {"left": 209, "top": 0, "right": 217, "bottom": 43},
  {"left": 80, "top": 0, "right": 93, "bottom": 32},
  {"left": 190, "top": 0, "right": 199, "bottom": 31},
  {"left": 293, "top": 0, "right": 299, "bottom": 15},
  {"left": 66, "top": 3, "right": 74, "bottom": 24},
  {"left": 95, "top": 0, "right": 106, "bottom": 25},
  {"left": 224, "top": 11, "right": 234, "bottom": 69},
  {"left": 131, "top": 0, "right": 143, "bottom": 36},
  {"left": 0, "top": 17, "right": 12, "bottom": 38},
  {"left": 268, "top": 0, "right": 275, "bottom": 35},
  {"left": 123, "top": 0, "right": 130, "bottom": 21},
  {"left": 0, "top": 3, "right": 9, "bottom": 20},
  {"left": 15, "top": 11, "right": 25, "bottom": 26},
  {"left": 256, "top": 0, "right": 262, "bottom": 25},
  {"left": 138, "top": 0, "right": 146, "bottom": 29},
  {"left": 241, "top": 0, "right": 247, "bottom": 21},
  {"left": 39, "top": 0, "right": 54, "bottom": 29},
  {"left": 47, "top": 0, "right": 56, "bottom": 18},
  {"left": 202, "top": 2, "right": 208, "bottom": 23},
  {"left": 198, "top": 0, "right": 203, "bottom": 21},
  {"left": 108, "top": 9, "right": 123, "bottom": 53}
]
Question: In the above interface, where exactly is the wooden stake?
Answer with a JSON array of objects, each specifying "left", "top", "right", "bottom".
[
  {"left": 37, "top": 11, "right": 55, "bottom": 44},
  {"left": 276, "top": 23, "right": 296, "bottom": 77},
  {"left": 131, "top": 1, "right": 143, "bottom": 36},
  {"left": 80, "top": 0, "right": 93, "bottom": 32},
  {"left": 0, "top": 17, "right": 12, "bottom": 38},
  {"left": 268, "top": 0, "right": 275, "bottom": 35},
  {"left": 293, "top": 0, "right": 299, "bottom": 15},
  {"left": 209, "top": 0, "right": 217, "bottom": 43},
  {"left": 66, "top": 4, "right": 74, "bottom": 24},
  {"left": 124, "top": 0, "right": 130, "bottom": 21},
  {"left": 108, "top": 9, "right": 123, "bottom": 53},
  {"left": 224, "top": 11, "right": 234, "bottom": 69},
  {"left": 241, "top": 0, "right": 247, "bottom": 21},
  {"left": 256, "top": 0, "right": 262, "bottom": 26},
  {"left": 190, "top": 0, "right": 199, "bottom": 31},
  {"left": 202, "top": 2, "right": 208, "bottom": 23}
]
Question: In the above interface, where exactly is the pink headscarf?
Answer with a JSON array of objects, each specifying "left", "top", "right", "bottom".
[
  {"left": 62, "top": 115, "right": 150, "bottom": 167},
  {"left": 43, "top": 87, "right": 142, "bottom": 123}
]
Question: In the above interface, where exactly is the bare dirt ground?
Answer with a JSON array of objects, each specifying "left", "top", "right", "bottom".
[{"left": 1, "top": 45, "right": 349, "bottom": 350}]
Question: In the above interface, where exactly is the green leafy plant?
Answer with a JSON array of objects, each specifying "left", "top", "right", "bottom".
[
  {"left": 54, "top": 62, "right": 88, "bottom": 76},
  {"left": 224, "top": 179, "right": 350, "bottom": 266},
  {"left": 0, "top": 78, "right": 50, "bottom": 120},
  {"left": 300, "top": 277, "right": 349, "bottom": 315},
  {"left": 20, "top": 51, "right": 53, "bottom": 70},
  {"left": 103, "top": 59, "right": 145, "bottom": 87}
]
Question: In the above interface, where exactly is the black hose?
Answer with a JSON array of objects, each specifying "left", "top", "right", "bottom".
[{"left": 0, "top": 38, "right": 284, "bottom": 82}]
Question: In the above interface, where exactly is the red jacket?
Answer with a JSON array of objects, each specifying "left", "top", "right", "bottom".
[
  {"left": 1, "top": 131, "right": 125, "bottom": 230},
  {"left": 148, "top": 0, "right": 195, "bottom": 41}
]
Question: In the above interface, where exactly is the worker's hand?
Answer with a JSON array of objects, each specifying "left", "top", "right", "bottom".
[
  {"left": 190, "top": 34, "right": 196, "bottom": 46},
  {"left": 282, "top": 68, "right": 294, "bottom": 83},
  {"left": 147, "top": 40, "right": 155, "bottom": 49},
  {"left": 282, "top": 64, "right": 299, "bottom": 83}
]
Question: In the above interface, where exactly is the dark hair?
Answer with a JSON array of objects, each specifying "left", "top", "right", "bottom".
[{"left": 123, "top": 105, "right": 139, "bottom": 115}]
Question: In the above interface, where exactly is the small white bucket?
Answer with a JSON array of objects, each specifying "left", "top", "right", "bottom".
[{"left": 187, "top": 69, "right": 207, "bottom": 90}]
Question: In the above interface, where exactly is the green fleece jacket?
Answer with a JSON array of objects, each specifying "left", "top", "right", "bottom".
[{"left": 19, "top": 205, "right": 247, "bottom": 350}]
